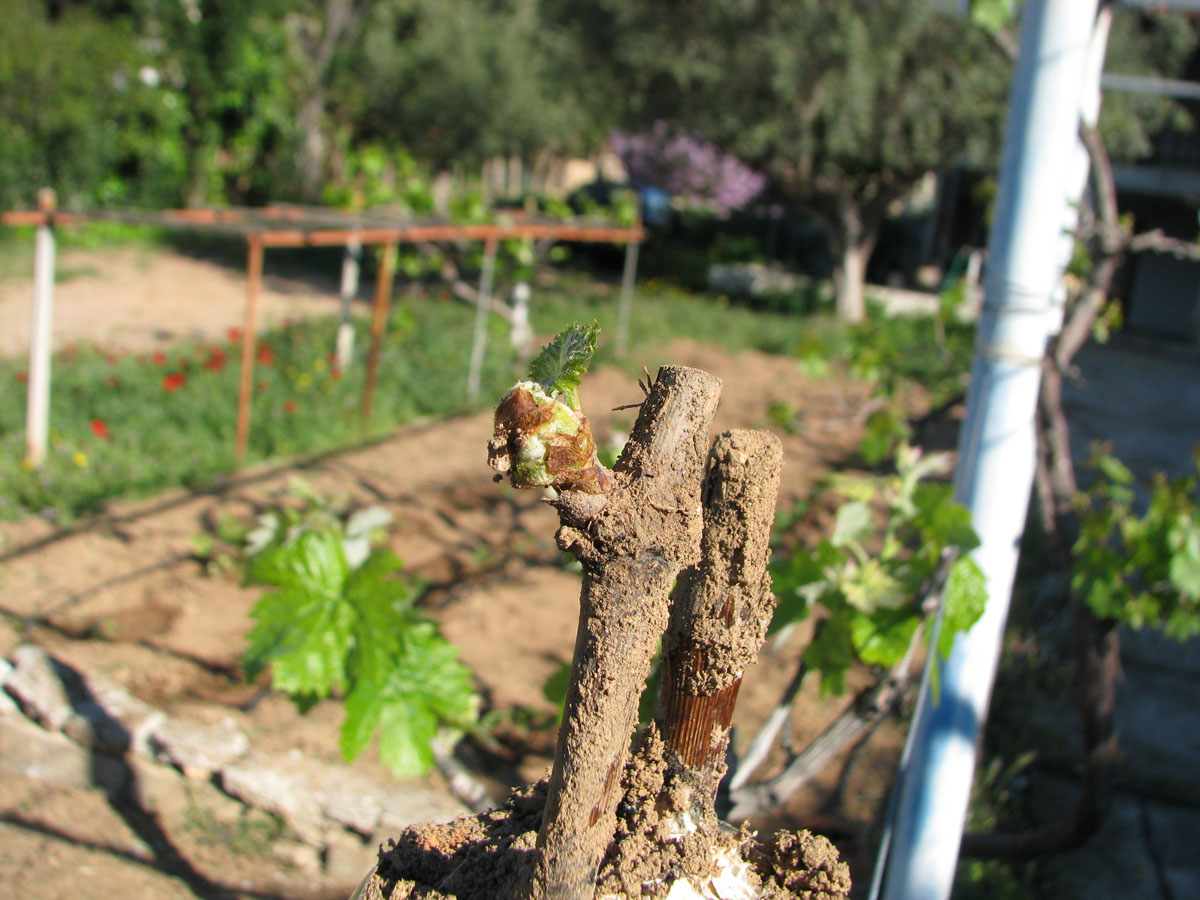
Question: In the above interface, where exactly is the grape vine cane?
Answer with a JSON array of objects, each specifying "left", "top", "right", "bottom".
[{"left": 491, "top": 323, "right": 722, "bottom": 899}]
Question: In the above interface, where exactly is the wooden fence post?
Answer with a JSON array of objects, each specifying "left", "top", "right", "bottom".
[
  {"left": 466, "top": 236, "right": 499, "bottom": 400},
  {"left": 616, "top": 239, "right": 640, "bottom": 358},
  {"left": 336, "top": 238, "right": 361, "bottom": 370},
  {"left": 25, "top": 188, "right": 57, "bottom": 466},
  {"left": 234, "top": 237, "right": 265, "bottom": 462},
  {"left": 360, "top": 242, "right": 398, "bottom": 424}
]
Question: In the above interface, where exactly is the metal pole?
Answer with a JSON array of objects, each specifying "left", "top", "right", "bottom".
[
  {"left": 873, "top": 3, "right": 1101, "bottom": 898},
  {"left": 466, "top": 237, "right": 498, "bottom": 400},
  {"left": 336, "top": 238, "right": 361, "bottom": 371},
  {"left": 361, "top": 243, "right": 397, "bottom": 424},
  {"left": 234, "top": 238, "right": 265, "bottom": 462},
  {"left": 616, "top": 240, "right": 640, "bottom": 358},
  {"left": 24, "top": 188, "right": 57, "bottom": 466}
]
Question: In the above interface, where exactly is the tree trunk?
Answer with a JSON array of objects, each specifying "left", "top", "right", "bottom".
[
  {"left": 295, "top": 90, "right": 329, "bottom": 202},
  {"left": 835, "top": 241, "right": 870, "bottom": 324},
  {"left": 827, "top": 196, "right": 878, "bottom": 324}
]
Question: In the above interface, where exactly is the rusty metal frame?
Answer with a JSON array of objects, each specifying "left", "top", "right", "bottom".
[{"left": 2, "top": 205, "right": 644, "bottom": 461}]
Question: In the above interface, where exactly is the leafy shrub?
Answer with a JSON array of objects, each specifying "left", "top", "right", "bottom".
[
  {"left": 770, "top": 444, "right": 987, "bottom": 695},
  {"left": 1073, "top": 446, "right": 1200, "bottom": 639},
  {"left": 241, "top": 488, "right": 478, "bottom": 778}
]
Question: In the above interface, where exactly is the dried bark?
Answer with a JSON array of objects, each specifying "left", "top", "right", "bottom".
[
  {"left": 658, "top": 429, "right": 783, "bottom": 825},
  {"left": 516, "top": 365, "right": 723, "bottom": 900}
]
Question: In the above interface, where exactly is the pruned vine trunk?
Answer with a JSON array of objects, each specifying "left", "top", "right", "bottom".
[
  {"left": 658, "top": 429, "right": 783, "bottom": 825},
  {"left": 517, "top": 366, "right": 723, "bottom": 900}
]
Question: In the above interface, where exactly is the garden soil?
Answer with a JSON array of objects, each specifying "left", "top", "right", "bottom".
[{"left": 0, "top": 247, "right": 903, "bottom": 899}]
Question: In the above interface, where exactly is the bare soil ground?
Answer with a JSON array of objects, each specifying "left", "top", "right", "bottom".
[
  {"left": 0, "top": 248, "right": 902, "bottom": 898},
  {"left": 0, "top": 245, "right": 344, "bottom": 357}
]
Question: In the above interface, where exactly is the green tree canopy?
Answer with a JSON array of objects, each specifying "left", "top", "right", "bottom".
[
  {"left": 358, "top": 0, "right": 594, "bottom": 171},
  {"left": 559, "top": 0, "right": 1012, "bottom": 321}
]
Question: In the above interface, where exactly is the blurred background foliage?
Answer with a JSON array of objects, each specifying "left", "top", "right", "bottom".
[{"left": 2, "top": 0, "right": 1197, "bottom": 215}]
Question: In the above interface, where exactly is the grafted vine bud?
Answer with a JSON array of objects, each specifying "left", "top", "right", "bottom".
[{"left": 488, "top": 322, "right": 614, "bottom": 495}]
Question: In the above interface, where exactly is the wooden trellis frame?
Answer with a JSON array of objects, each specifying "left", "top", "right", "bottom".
[{"left": 2, "top": 201, "right": 643, "bottom": 464}]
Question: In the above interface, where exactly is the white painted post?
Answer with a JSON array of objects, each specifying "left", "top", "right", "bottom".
[
  {"left": 336, "top": 238, "right": 361, "bottom": 370},
  {"left": 511, "top": 281, "right": 532, "bottom": 353},
  {"left": 25, "top": 188, "right": 57, "bottom": 466},
  {"left": 467, "top": 238, "right": 498, "bottom": 400},
  {"left": 616, "top": 240, "right": 639, "bottom": 357}
]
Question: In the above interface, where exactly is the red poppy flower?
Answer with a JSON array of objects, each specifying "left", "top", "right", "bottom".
[
  {"left": 227, "top": 327, "right": 243, "bottom": 345},
  {"left": 152, "top": 352, "right": 167, "bottom": 366},
  {"left": 15, "top": 371, "right": 28, "bottom": 384},
  {"left": 256, "top": 343, "right": 274, "bottom": 366},
  {"left": 162, "top": 372, "right": 187, "bottom": 392},
  {"left": 203, "top": 347, "right": 227, "bottom": 372},
  {"left": 284, "top": 399, "right": 297, "bottom": 414},
  {"left": 90, "top": 419, "right": 110, "bottom": 440}
]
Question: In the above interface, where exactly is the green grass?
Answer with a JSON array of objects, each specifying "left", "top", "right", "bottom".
[
  {"left": 0, "top": 259, "right": 973, "bottom": 524},
  {"left": 0, "top": 300, "right": 519, "bottom": 522},
  {"left": 0, "top": 271, "right": 835, "bottom": 523}
]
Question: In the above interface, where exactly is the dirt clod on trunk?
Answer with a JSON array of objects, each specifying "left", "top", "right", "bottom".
[{"left": 362, "top": 727, "right": 849, "bottom": 900}]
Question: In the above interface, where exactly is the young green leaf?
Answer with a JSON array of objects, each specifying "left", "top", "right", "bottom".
[
  {"left": 242, "top": 530, "right": 355, "bottom": 695},
  {"left": 340, "top": 621, "right": 478, "bottom": 777},
  {"left": 831, "top": 501, "right": 874, "bottom": 548},
  {"left": 850, "top": 607, "right": 921, "bottom": 667},
  {"left": 938, "top": 556, "right": 987, "bottom": 660},
  {"left": 243, "top": 582, "right": 355, "bottom": 696},
  {"left": 803, "top": 613, "right": 856, "bottom": 697},
  {"left": 912, "top": 483, "right": 980, "bottom": 552},
  {"left": 526, "top": 321, "right": 600, "bottom": 406}
]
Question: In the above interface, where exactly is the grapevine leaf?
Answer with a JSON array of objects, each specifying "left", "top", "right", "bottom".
[
  {"left": 912, "top": 483, "right": 980, "bottom": 551},
  {"left": 244, "top": 585, "right": 355, "bottom": 696},
  {"left": 1097, "top": 453, "right": 1135, "bottom": 486},
  {"left": 345, "top": 547, "right": 417, "bottom": 614},
  {"left": 768, "top": 539, "right": 840, "bottom": 633},
  {"left": 831, "top": 501, "right": 874, "bottom": 548},
  {"left": 969, "top": 0, "right": 1017, "bottom": 36},
  {"left": 803, "top": 613, "right": 855, "bottom": 697},
  {"left": 339, "top": 621, "right": 478, "bottom": 777},
  {"left": 241, "top": 530, "right": 354, "bottom": 697},
  {"left": 850, "top": 608, "right": 920, "bottom": 667},
  {"left": 542, "top": 661, "right": 572, "bottom": 723},
  {"left": 526, "top": 321, "right": 600, "bottom": 403},
  {"left": 340, "top": 679, "right": 386, "bottom": 764},
  {"left": 344, "top": 549, "right": 426, "bottom": 688},
  {"left": 244, "top": 529, "right": 348, "bottom": 596},
  {"left": 938, "top": 556, "right": 987, "bottom": 659},
  {"left": 841, "top": 557, "right": 907, "bottom": 613},
  {"left": 1168, "top": 522, "right": 1200, "bottom": 598}
]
